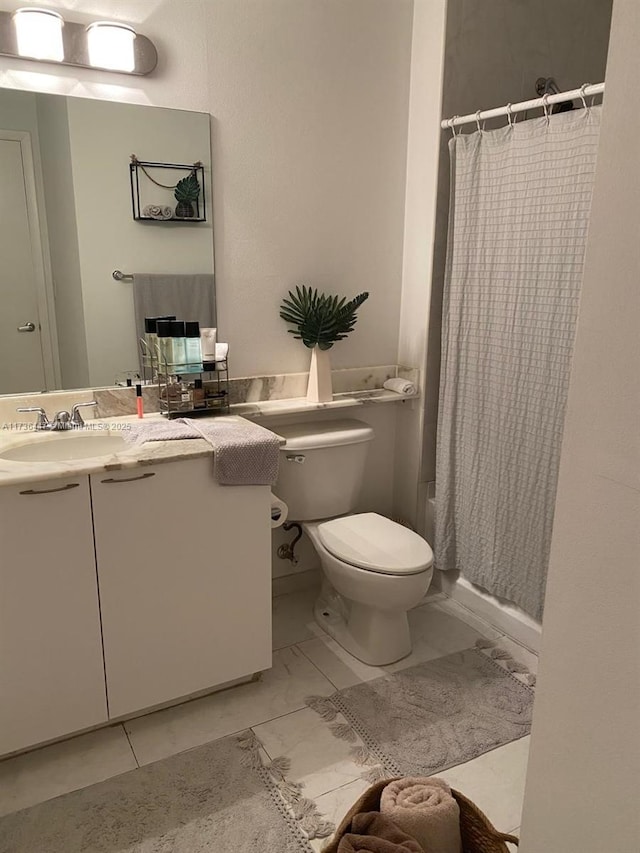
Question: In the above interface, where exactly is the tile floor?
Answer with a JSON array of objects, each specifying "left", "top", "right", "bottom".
[{"left": 0, "top": 587, "right": 537, "bottom": 850}]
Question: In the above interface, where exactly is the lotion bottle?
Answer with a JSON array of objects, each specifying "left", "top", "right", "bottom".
[{"left": 185, "top": 321, "right": 203, "bottom": 370}]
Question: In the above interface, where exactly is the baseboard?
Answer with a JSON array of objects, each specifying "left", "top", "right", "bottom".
[{"left": 440, "top": 572, "right": 542, "bottom": 653}]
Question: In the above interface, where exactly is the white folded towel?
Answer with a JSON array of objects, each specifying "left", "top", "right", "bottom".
[
  {"left": 214, "top": 342, "right": 229, "bottom": 370},
  {"left": 383, "top": 377, "right": 417, "bottom": 395},
  {"left": 380, "top": 777, "right": 462, "bottom": 853}
]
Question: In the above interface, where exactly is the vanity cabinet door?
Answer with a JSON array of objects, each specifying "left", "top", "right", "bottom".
[
  {"left": 90, "top": 459, "right": 272, "bottom": 719},
  {"left": 0, "top": 476, "right": 108, "bottom": 755}
]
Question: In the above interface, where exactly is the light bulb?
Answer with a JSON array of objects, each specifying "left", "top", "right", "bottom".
[
  {"left": 87, "top": 22, "right": 136, "bottom": 73},
  {"left": 13, "top": 8, "right": 64, "bottom": 62}
]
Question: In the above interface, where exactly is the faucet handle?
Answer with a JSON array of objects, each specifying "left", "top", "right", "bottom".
[
  {"left": 70, "top": 400, "right": 97, "bottom": 427},
  {"left": 16, "top": 406, "right": 49, "bottom": 430}
]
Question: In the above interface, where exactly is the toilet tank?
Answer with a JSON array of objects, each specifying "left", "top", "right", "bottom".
[{"left": 274, "top": 419, "right": 374, "bottom": 521}]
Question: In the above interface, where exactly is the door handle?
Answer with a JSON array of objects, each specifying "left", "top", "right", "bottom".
[
  {"left": 101, "top": 472, "right": 156, "bottom": 484},
  {"left": 17, "top": 322, "right": 36, "bottom": 333},
  {"left": 20, "top": 483, "right": 80, "bottom": 495}
]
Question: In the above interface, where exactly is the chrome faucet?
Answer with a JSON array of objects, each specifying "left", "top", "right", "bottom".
[
  {"left": 17, "top": 401, "right": 98, "bottom": 431},
  {"left": 69, "top": 401, "right": 98, "bottom": 427}
]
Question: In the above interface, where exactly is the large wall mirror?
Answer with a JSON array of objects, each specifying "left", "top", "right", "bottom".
[{"left": 0, "top": 88, "right": 214, "bottom": 395}]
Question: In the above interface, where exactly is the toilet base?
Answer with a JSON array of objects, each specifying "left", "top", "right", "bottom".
[{"left": 314, "top": 592, "right": 412, "bottom": 667}]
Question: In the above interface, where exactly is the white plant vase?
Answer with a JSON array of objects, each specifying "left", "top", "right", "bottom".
[{"left": 307, "top": 346, "right": 333, "bottom": 403}]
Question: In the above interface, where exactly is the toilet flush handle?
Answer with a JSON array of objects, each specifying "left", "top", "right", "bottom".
[{"left": 286, "top": 454, "right": 305, "bottom": 464}]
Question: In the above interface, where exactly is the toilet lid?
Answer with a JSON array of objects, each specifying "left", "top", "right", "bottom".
[{"left": 317, "top": 513, "right": 433, "bottom": 575}]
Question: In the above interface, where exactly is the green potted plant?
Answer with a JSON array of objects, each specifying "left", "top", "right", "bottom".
[
  {"left": 174, "top": 171, "right": 201, "bottom": 218},
  {"left": 279, "top": 285, "right": 369, "bottom": 402}
]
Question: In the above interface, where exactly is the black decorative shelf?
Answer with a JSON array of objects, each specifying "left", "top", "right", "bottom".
[{"left": 129, "top": 158, "right": 206, "bottom": 223}]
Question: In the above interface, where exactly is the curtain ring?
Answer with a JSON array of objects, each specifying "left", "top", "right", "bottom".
[
  {"left": 506, "top": 102, "right": 514, "bottom": 128},
  {"left": 449, "top": 116, "right": 460, "bottom": 137},
  {"left": 475, "top": 110, "right": 483, "bottom": 133},
  {"left": 579, "top": 83, "right": 590, "bottom": 110},
  {"left": 541, "top": 93, "right": 550, "bottom": 123}
]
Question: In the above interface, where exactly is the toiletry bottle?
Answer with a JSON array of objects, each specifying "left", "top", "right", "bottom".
[
  {"left": 200, "top": 327, "right": 217, "bottom": 369},
  {"left": 156, "top": 320, "right": 174, "bottom": 370},
  {"left": 178, "top": 379, "right": 193, "bottom": 411},
  {"left": 192, "top": 378, "right": 205, "bottom": 408},
  {"left": 148, "top": 315, "right": 175, "bottom": 369},
  {"left": 170, "top": 320, "right": 187, "bottom": 370},
  {"left": 144, "top": 318, "right": 158, "bottom": 354},
  {"left": 185, "top": 321, "right": 203, "bottom": 371},
  {"left": 136, "top": 384, "right": 144, "bottom": 418}
]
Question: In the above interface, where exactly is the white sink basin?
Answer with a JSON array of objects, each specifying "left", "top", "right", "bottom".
[{"left": 0, "top": 432, "right": 127, "bottom": 463}]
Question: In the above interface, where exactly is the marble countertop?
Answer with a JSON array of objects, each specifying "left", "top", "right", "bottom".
[
  {"left": 0, "top": 387, "right": 416, "bottom": 487},
  {"left": 231, "top": 387, "right": 419, "bottom": 418},
  {"left": 0, "top": 413, "right": 282, "bottom": 488}
]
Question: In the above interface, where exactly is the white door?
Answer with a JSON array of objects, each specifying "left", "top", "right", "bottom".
[
  {"left": 91, "top": 460, "right": 272, "bottom": 718},
  {"left": 0, "top": 135, "right": 48, "bottom": 393},
  {"left": 0, "top": 476, "right": 108, "bottom": 755}
]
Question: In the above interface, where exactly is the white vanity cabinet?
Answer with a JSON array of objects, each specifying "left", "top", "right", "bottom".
[
  {"left": 90, "top": 458, "right": 272, "bottom": 719},
  {"left": 0, "top": 476, "right": 108, "bottom": 755}
]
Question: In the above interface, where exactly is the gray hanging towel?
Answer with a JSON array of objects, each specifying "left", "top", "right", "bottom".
[{"left": 133, "top": 273, "right": 216, "bottom": 353}]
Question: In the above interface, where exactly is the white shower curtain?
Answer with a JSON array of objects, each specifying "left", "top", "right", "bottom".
[{"left": 435, "top": 107, "right": 601, "bottom": 621}]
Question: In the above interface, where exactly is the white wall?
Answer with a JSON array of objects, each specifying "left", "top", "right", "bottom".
[
  {"left": 0, "top": 0, "right": 414, "bottom": 380},
  {"left": 519, "top": 1, "right": 640, "bottom": 849}
]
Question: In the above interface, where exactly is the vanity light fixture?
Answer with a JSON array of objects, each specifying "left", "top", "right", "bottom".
[
  {"left": 0, "top": 7, "right": 157, "bottom": 75},
  {"left": 87, "top": 22, "right": 135, "bottom": 73},
  {"left": 13, "top": 8, "right": 63, "bottom": 62}
]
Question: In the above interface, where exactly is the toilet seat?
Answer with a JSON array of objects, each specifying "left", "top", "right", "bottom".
[{"left": 317, "top": 512, "right": 433, "bottom": 576}]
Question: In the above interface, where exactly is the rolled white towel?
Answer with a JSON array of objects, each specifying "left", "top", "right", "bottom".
[
  {"left": 383, "top": 377, "right": 417, "bottom": 396},
  {"left": 142, "top": 204, "right": 174, "bottom": 220},
  {"left": 214, "top": 342, "right": 229, "bottom": 370},
  {"left": 380, "top": 777, "right": 462, "bottom": 853}
]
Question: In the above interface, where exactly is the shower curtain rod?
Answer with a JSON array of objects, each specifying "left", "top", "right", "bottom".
[{"left": 441, "top": 82, "right": 605, "bottom": 130}]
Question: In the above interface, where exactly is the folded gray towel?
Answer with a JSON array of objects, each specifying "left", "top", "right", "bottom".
[
  {"left": 124, "top": 421, "right": 195, "bottom": 444},
  {"left": 180, "top": 418, "right": 280, "bottom": 485},
  {"left": 124, "top": 418, "right": 280, "bottom": 486}
]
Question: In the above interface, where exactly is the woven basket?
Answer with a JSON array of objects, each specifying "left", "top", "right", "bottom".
[{"left": 321, "top": 778, "right": 519, "bottom": 853}]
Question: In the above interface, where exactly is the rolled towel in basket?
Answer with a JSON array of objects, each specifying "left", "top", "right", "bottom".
[
  {"left": 380, "top": 778, "right": 462, "bottom": 853},
  {"left": 383, "top": 378, "right": 417, "bottom": 396},
  {"left": 337, "top": 812, "right": 423, "bottom": 853}
]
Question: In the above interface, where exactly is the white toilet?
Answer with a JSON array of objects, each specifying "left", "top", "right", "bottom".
[{"left": 274, "top": 418, "right": 434, "bottom": 666}]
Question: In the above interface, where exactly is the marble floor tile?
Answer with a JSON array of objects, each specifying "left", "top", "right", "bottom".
[
  {"left": 310, "top": 778, "right": 372, "bottom": 853},
  {"left": 272, "top": 586, "right": 326, "bottom": 650},
  {"left": 253, "top": 707, "right": 365, "bottom": 800},
  {"left": 298, "top": 601, "right": 495, "bottom": 689},
  {"left": 0, "top": 725, "right": 137, "bottom": 817},
  {"left": 125, "top": 646, "right": 334, "bottom": 766},
  {"left": 438, "top": 736, "right": 530, "bottom": 834}
]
